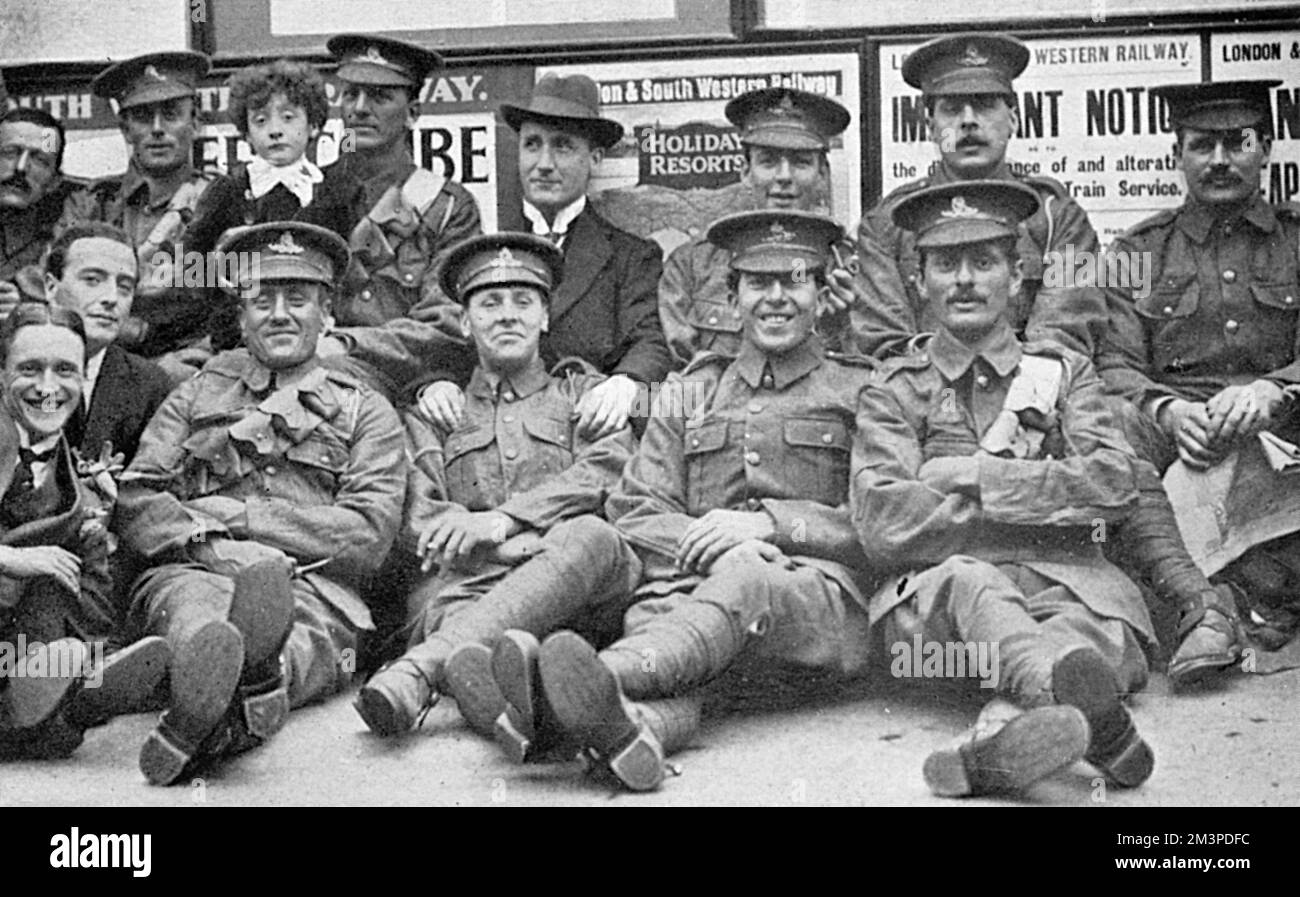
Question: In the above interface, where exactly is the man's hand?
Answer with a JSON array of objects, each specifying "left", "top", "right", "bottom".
[
  {"left": 418, "top": 381, "right": 466, "bottom": 431},
  {"left": 918, "top": 456, "right": 977, "bottom": 494},
  {"left": 708, "top": 539, "right": 788, "bottom": 575},
  {"left": 676, "top": 509, "right": 776, "bottom": 575},
  {"left": 1204, "top": 380, "right": 1286, "bottom": 448},
  {"left": 417, "top": 510, "right": 521, "bottom": 572},
  {"left": 0, "top": 280, "right": 23, "bottom": 319},
  {"left": 822, "top": 267, "right": 859, "bottom": 315},
  {"left": 574, "top": 374, "right": 639, "bottom": 440},
  {"left": 316, "top": 334, "right": 348, "bottom": 358},
  {"left": 0, "top": 545, "right": 81, "bottom": 595},
  {"left": 1158, "top": 399, "right": 1222, "bottom": 470}
]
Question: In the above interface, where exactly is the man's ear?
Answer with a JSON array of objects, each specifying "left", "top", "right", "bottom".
[
  {"left": 460, "top": 308, "right": 473, "bottom": 340},
  {"left": 44, "top": 272, "right": 60, "bottom": 303},
  {"left": 1008, "top": 256, "right": 1025, "bottom": 299},
  {"left": 540, "top": 306, "right": 550, "bottom": 334},
  {"left": 590, "top": 145, "right": 605, "bottom": 168},
  {"left": 405, "top": 99, "right": 420, "bottom": 131},
  {"left": 1171, "top": 138, "right": 1184, "bottom": 172}
]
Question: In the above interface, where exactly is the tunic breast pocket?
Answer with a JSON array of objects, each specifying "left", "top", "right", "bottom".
[
  {"left": 688, "top": 300, "right": 744, "bottom": 354},
  {"left": 683, "top": 419, "right": 733, "bottom": 514},
  {"left": 1135, "top": 277, "right": 1200, "bottom": 373},
  {"left": 1248, "top": 282, "right": 1300, "bottom": 369},
  {"left": 521, "top": 416, "right": 575, "bottom": 475},
  {"left": 442, "top": 426, "right": 497, "bottom": 507},
  {"left": 284, "top": 435, "right": 350, "bottom": 493},
  {"left": 781, "top": 418, "right": 851, "bottom": 506}
]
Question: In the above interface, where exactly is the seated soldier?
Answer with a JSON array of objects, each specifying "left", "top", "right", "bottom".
[
  {"left": 854, "top": 181, "right": 1155, "bottom": 797},
  {"left": 1, "top": 303, "right": 168, "bottom": 760},
  {"left": 115, "top": 222, "right": 405, "bottom": 785},
  {"left": 355, "top": 233, "right": 638, "bottom": 739},
  {"left": 486, "top": 210, "right": 880, "bottom": 792}
]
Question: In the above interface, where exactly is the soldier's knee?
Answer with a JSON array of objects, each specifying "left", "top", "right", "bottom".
[{"left": 552, "top": 514, "right": 620, "bottom": 551}]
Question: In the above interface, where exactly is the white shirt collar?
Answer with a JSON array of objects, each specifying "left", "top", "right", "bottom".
[
  {"left": 84, "top": 348, "right": 106, "bottom": 411},
  {"left": 522, "top": 195, "right": 586, "bottom": 242},
  {"left": 247, "top": 155, "right": 324, "bottom": 207}
]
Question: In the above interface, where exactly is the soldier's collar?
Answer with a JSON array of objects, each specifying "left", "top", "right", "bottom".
[
  {"left": 121, "top": 159, "right": 197, "bottom": 209},
  {"left": 931, "top": 160, "right": 1015, "bottom": 186},
  {"left": 343, "top": 152, "right": 416, "bottom": 198},
  {"left": 1178, "top": 194, "right": 1276, "bottom": 243},
  {"left": 470, "top": 356, "right": 550, "bottom": 401},
  {"left": 929, "top": 321, "right": 1022, "bottom": 382},
  {"left": 734, "top": 334, "right": 824, "bottom": 390}
]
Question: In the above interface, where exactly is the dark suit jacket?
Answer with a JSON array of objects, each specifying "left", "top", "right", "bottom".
[
  {"left": 66, "top": 344, "right": 173, "bottom": 466},
  {"left": 510, "top": 206, "right": 671, "bottom": 385}
]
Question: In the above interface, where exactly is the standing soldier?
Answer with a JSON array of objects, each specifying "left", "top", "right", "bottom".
[
  {"left": 855, "top": 181, "right": 1155, "bottom": 797},
  {"left": 1099, "top": 80, "right": 1300, "bottom": 681},
  {"left": 354, "top": 233, "right": 639, "bottom": 739},
  {"left": 116, "top": 222, "right": 406, "bottom": 785},
  {"left": 77, "top": 52, "right": 217, "bottom": 381},
  {"left": 859, "top": 33, "right": 1106, "bottom": 355},
  {"left": 491, "top": 210, "right": 880, "bottom": 792},
  {"left": 659, "top": 87, "right": 911, "bottom": 365}
]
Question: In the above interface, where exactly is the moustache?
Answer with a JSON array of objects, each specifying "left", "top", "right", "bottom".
[
  {"left": 0, "top": 174, "right": 31, "bottom": 191},
  {"left": 956, "top": 136, "right": 986, "bottom": 149}
]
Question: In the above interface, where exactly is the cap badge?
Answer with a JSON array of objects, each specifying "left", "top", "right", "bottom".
[
  {"left": 488, "top": 247, "right": 518, "bottom": 268},
  {"left": 767, "top": 222, "right": 796, "bottom": 242},
  {"left": 769, "top": 94, "right": 800, "bottom": 118},
  {"left": 959, "top": 44, "right": 990, "bottom": 67},
  {"left": 142, "top": 64, "right": 167, "bottom": 82},
  {"left": 941, "top": 196, "right": 986, "bottom": 220},
  {"left": 364, "top": 45, "right": 392, "bottom": 67},
  {"left": 268, "top": 232, "right": 305, "bottom": 254}
]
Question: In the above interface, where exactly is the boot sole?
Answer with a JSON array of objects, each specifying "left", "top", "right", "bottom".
[
  {"left": 68, "top": 636, "right": 172, "bottom": 728},
  {"left": 140, "top": 622, "right": 244, "bottom": 786},
  {"left": 1053, "top": 647, "right": 1154, "bottom": 789},
  {"left": 444, "top": 643, "right": 506, "bottom": 738},
  {"left": 353, "top": 682, "right": 414, "bottom": 737},
  {"left": 539, "top": 631, "right": 638, "bottom": 757},
  {"left": 491, "top": 631, "right": 542, "bottom": 762},
  {"left": 7, "top": 638, "right": 87, "bottom": 729},
  {"left": 229, "top": 559, "right": 295, "bottom": 671},
  {"left": 923, "top": 706, "right": 1090, "bottom": 797}
]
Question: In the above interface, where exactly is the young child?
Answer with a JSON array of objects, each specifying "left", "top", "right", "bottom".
[{"left": 183, "top": 59, "right": 362, "bottom": 348}]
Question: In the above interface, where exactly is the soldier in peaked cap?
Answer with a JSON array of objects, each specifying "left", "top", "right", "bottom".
[
  {"left": 354, "top": 232, "right": 640, "bottom": 742},
  {"left": 1098, "top": 79, "right": 1300, "bottom": 684},
  {"left": 659, "top": 86, "right": 912, "bottom": 367},
  {"left": 412, "top": 72, "right": 671, "bottom": 444},
  {"left": 857, "top": 32, "right": 1108, "bottom": 357},
  {"left": 481, "top": 210, "right": 884, "bottom": 792},
  {"left": 854, "top": 180, "right": 1156, "bottom": 798},
  {"left": 116, "top": 220, "right": 406, "bottom": 785},
  {"left": 311, "top": 34, "right": 482, "bottom": 400},
  {"left": 63, "top": 52, "right": 217, "bottom": 381}
]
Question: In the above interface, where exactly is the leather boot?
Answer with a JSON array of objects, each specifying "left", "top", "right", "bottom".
[
  {"left": 1120, "top": 465, "right": 1241, "bottom": 685},
  {"left": 140, "top": 621, "right": 245, "bottom": 786},
  {"left": 923, "top": 697, "right": 1090, "bottom": 797},
  {"left": 0, "top": 638, "right": 88, "bottom": 759},
  {"left": 443, "top": 643, "right": 506, "bottom": 738},
  {"left": 539, "top": 631, "right": 704, "bottom": 792},
  {"left": 201, "top": 658, "right": 291, "bottom": 758},
  {"left": 353, "top": 635, "right": 453, "bottom": 736},
  {"left": 1052, "top": 647, "right": 1154, "bottom": 788},
  {"left": 227, "top": 559, "right": 296, "bottom": 678},
  {"left": 65, "top": 636, "right": 172, "bottom": 729},
  {"left": 492, "top": 630, "right": 577, "bottom": 763}
]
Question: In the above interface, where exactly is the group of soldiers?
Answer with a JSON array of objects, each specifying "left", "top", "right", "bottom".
[{"left": 1, "top": 28, "right": 1297, "bottom": 799}]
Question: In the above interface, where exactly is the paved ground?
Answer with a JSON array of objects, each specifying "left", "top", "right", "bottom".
[{"left": 4, "top": 635, "right": 1298, "bottom": 808}]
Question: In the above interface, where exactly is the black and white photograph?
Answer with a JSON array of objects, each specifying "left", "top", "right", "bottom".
[{"left": 0, "top": 0, "right": 1296, "bottom": 835}]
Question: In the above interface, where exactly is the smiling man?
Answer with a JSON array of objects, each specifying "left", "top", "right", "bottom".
[
  {"left": 415, "top": 74, "right": 671, "bottom": 440},
  {"left": 355, "top": 232, "right": 637, "bottom": 740},
  {"left": 1099, "top": 79, "right": 1300, "bottom": 681},
  {"left": 42, "top": 223, "right": 172, "bottom": 466},
  {"left": 858, "top": 32, "right": 1106, "bottom": 356},
  {"left": 68, "top": 52, "right": 217, "bottom": 379},
  {"left": 484, "top": 210, "right": 880, "bottom": 792},
  {"left": 659, "top": 87, "right": 911, "bottom": 366},
  {"left": 116, "top": 221, "right": 405, "bottom": 785},
  {"left": 854, "top": 180, "right": 1155, "bottom": 798},
  {"left": 0, "top": 108, "right": 87, "bottom": 315}
]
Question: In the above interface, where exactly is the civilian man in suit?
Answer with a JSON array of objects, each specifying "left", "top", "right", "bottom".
[
  {"left": 416, "top": 74, "right": 671, "bottom": 439},
  {"left": 42, "top": 223, "right": 172, "bottom": 467}
]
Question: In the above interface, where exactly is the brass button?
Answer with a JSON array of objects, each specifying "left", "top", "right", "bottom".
[
  {"left": 264, "top": 466, "right": 276, "bottom": 475},
  {"left": 975, "top": 374, "right": 990, "bottom": 388},
  {"left": 761, "top": 374, "right": 774, "bottom": 389},
  {"left": 748, "top": 402, "right": 763, "bottom": 414},
  {"left": 319, "top": 454, "right": 330, "bottom": 463},
  {"left": 403, "top": 273, "right": 414, "bottom": 283},
  {"left": 690, "top": 436, "right": 700, "bottom": 448},
  {"left": 822, "top": 432, "right": 833, "bottom": 444},
  {"left": 1285, "top": 295, "right": 1295, "bottom": 306},
  {"left": 708, "top": 315, "right": 719, "bottom": 324},
  {"left": 503, "top": 392, "right": 514, "bottom": 402},
  {"left": 1162, "top": 305, "right": 1175, "bottom": 315},
  {"left": 1222, "top": 269, "right": 1236, "bottom": 284},
  {"left": 361, "top": 290, "right": 372, "bottom": 300},
  {"left": 503, "top": 415, "right": 515, "bottom": 423},
  {"left": 504, "top": 448, "right": 518, "bottom": 460},
  {"left": 1225, "top": 319, "right": 1240, "bottom": 335},
  {"left": 744, "top": 450, "right": 761, "bottom": 465},
  {"left": 746, "top": 497, "right": 761, "bottom": 510}
]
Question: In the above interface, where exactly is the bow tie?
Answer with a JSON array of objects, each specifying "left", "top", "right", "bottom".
[
  {"left": 247, "top": 157, "right": 323, "bottom": 207},
  {"left": 19, "top": 445, "right": 56, "bottom": 467}
]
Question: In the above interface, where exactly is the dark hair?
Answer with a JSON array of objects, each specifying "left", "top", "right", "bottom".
[
  {"left": 917, "top": 235, "right": 1019, "bottom": 272},
  {"left": 44, "top": 222, "right": 135, "bottom": 281},
  {"left": 0, "top": 106, "right": 66, "bottom": 171},
  {"left": 228, "top": 59, "right": 330, "bottom": 137},
  {"left": 0, "top": 301, "right": 87, "bottom": 367}
]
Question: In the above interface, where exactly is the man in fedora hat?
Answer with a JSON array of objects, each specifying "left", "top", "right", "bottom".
[
  {"left": 1099, "top": 79, "right": 1300, "bottom": 682},
  {"left": 857, "top": 32, "right": 1107, "bottom": 357},
  {"left": 415, "top": 73, "right": 671, "bottom": 440},
  {"left": 116, "top": 221, "right": 405, "bottom": 785},
  {"left": 855, "top": 180, "right": 1154, "bottom": 798},
  {"left": 659, "top": 86, "right": 912, "bottom": 366},
  {"left": 354, "top": 232, "right": 639, "bottom": 741},
  {"left": 66, "top": 51, "right": 217, "bottom": 381}
]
